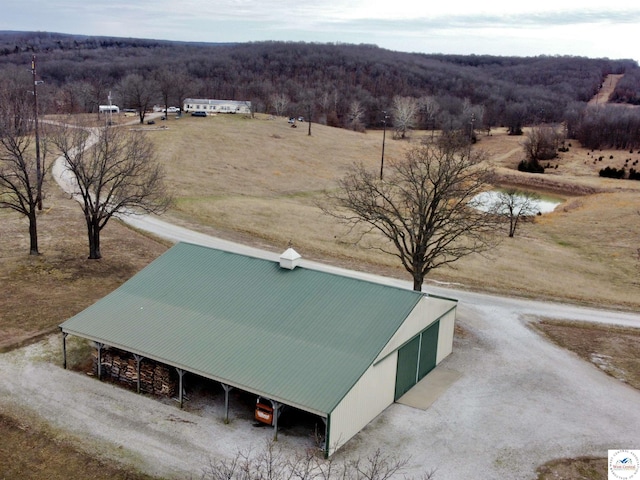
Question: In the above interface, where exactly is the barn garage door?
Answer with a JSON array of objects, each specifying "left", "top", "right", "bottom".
[
  {"left": 394, "top": 321, "right": 440, "bottom": 400},
  {"left": 394, "top": 336, "right": 420, "bottom": 400}
]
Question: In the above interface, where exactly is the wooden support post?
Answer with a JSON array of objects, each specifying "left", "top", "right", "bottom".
[
  {"left": 96, "top": 342, "right": 104, "bottom": 380},
  {"left": 271, "top": 401, "right": 281, "bottom": 441},
  {"left": 62, "top": 331, "right": 68, "bottom": 369},
  {"left": 324, "top": 415, "right": 330, "bottom": 459},
  {"left": 133, "top": 354, "right": 144, "bottom": 394},
  {"left": 221, "top": 384, "right": 233, "bottom": 423},
  {"left": 176, "top": 368, "right": 185, "bottom": 409}
]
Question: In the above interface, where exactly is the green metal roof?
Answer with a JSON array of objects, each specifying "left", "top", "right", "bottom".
[{"left": 60, "top": 242, "right": 425, "bottom": 415}]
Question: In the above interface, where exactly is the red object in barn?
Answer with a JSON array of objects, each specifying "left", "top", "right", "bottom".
[{"left": 255, "top": 399, "right": 273, "bottom": 425}]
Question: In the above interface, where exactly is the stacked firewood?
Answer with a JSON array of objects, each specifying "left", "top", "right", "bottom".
[{"left": 93, "top": 347, "right": 177, "bottom": 397}]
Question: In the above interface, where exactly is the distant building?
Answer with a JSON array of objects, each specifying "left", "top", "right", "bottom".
[
  {"left": 152, "top": 106, "right": 180, "bottom": 113},
  {"left": 98, "top": 105, "right": 119, "bottom": 114},
  {"left": 183, "top": 98, "right": 251, "bottom": 115}
]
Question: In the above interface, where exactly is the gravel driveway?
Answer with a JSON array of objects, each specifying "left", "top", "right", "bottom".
[
  {"left": 1, "top": 263, "right": 639, "bottom": 479},
  {"left": 4, "top": 160, "right": 632, "bottom": 478}
]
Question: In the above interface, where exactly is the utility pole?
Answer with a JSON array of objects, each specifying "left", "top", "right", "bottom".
[
  {"left": 380, "top": 111, "right": 388, "bottom": 180},
  {"left": 469, "top": 112, "right": 475, "bottom": 142},
  {"left": 108, "top": 91, "right": 113, "bottom": 126},
  {"left": 31, "top": 55, "right": 43, "bottom": 210},
  {"left": 307, "top": 104, "right": 311, "bottom": 136}
]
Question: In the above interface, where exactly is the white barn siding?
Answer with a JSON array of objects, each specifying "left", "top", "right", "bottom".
[
  {"left": 328, "top": 353, "right": 397, "bottom": 455},
  {"left": 375, "top": 296, "right": 456, "bottom": 363},
  {"left": 436, "top": 309, "right": 456, "bottom": 363}
]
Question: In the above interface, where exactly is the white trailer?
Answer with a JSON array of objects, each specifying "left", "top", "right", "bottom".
[{"left": 99, "top": 105, "right": 120, "bottom": 114}]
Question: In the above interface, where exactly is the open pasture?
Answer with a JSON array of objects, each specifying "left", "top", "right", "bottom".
[{"left": 148, "top": 114, "right": 640, "bottom": 310}]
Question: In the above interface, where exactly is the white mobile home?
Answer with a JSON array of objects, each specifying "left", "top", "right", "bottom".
[{"left": 183, "top": 98, "right": 251, "bottom": 115}]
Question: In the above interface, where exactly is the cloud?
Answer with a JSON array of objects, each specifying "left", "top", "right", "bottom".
[
  {"left": 308, "top": 8, "right": 640, "bottom": 33},
  {"left": 1, "top": 1, "right": 637, "bottom": 60}
]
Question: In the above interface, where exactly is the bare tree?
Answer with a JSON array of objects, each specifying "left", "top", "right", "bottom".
[
  {"left": 119, "top": 73, "right": 158, "bottom": 124},
  {"left": 0, "top": 84, "right": 49, "bottom": 255},
  {"left": 418, "top": 96, "right": 440, "bottom": 134},
  {"left": 491, "top": 189, "right": 540, "bottom": 237},
  {"left": 172, "top": 70, "right": 194, "bottom": 116},
  {"left": 318, "top": 91, "right": 332, "bottom": 124},
  {"left": 318, "top": 90, "right": 340, "bottom": 126},
  {"left": 347, "top": 100, "right": 365, "bottom": 132},
  {"left": 391, "top": 96, "right": 418, "bottom": 139},
  {"left": 56, "top": 79, "right": 106, "bottom": 116},
  {"left": 523, "top": 125, "right": 564, "bottom": 164},
  {"left": 505, "top": 103, "right": 527, "bottom": 136},
  {"left": 57, "top": 81, "right": 87, "bottom": 114},
  {"left": 87, "top": 78, "right": 112, "bottom": 114},
  {"left": 155, "top": 69, "right": 176, "bottom": 119},
  {"left": 462, "top": 100, "right": 485, "bottom": 142},
  {"left": 201, "top": 440, "right": 436, "bottom": 479},
  {"left": 52, "top": 124, "right": 171, "bottom": 259},
  {"left": 270, "top": 93, "right": 290, "bottom": 117},
  {"left": 324, "top": 133, "right": 497, "bottom": 291}
]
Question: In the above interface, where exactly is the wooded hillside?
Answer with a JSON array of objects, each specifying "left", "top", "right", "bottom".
[{"left": 1, "top": 31, "right": 639, "bottom": 143}]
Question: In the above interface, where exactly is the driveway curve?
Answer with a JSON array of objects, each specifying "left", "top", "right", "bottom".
[{"left": 5, "top": 148, "right": 634, "bottom": 479}]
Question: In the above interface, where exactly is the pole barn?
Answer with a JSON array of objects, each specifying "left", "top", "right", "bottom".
[{"left": 60, "top": 242, "right": 457, "bottom": 456}]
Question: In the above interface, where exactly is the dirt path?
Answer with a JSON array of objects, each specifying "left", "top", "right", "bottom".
[{"left": 588, "top": 73, "right": 623, "bottom": 105}]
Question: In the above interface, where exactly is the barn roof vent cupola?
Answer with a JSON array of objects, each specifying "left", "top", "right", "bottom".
[{"left": 279, "top": 244, "right": 301, "bottom": 270}]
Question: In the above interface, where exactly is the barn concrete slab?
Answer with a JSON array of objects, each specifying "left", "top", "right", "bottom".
[{"left": 396, "top": 367, "right": 462, "bottom": 410}]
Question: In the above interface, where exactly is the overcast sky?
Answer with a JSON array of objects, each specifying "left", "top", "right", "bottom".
[{"left": 2, "top": 1, "right": 638, "bottom": 61}]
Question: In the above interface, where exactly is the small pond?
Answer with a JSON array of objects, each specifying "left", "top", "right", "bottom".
[{"left": 472, "top": 190, "right": 563, "bottom": 215}]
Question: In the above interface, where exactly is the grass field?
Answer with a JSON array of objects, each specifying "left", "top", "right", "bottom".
[
  {"left": 1, "top": 112, "right": 639, "bottom": 479},
  {"left": 0, "top": 182, "right": 169, "bottom": 478},
  {"left": 149, "top": 113, "right": 640, "bottom": 310},
  {"left": 0, "top": 412, "right": 160, "bottom": 480}
]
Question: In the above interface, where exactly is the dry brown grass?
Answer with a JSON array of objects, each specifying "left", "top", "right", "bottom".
[
  {"left": 0, "top": 176, "right": 169, "bottom": 351},
  {"left": 1, "top": 112, "right": 639, "bottom": 480},
  {"left": 536, "top": 456, "right": 606, "bottom": 480},
  {"left": 532, "top": 319, "right": 640, "bottom": 390},
  {"left": 0, "top": 413, "right": 161, "bottom": 480},
  {"left": 149, "top": 115, "right": 640, "bottom": 310},
  {"left": 0, "top": 169, "right": 169, "bottom": 478}
]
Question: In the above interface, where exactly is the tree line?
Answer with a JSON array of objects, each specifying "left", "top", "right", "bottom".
[
  {"left": 568, "top": 104, "right": 640, "bottom": 150},
  {"left": 0, "top": 31, "right": 638, "bottom": 135}
]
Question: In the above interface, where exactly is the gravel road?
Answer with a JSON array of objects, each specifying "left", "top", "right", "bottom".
[
  {"left": 2, "top": 153, "right": 633, "bottom": 479},
  {"left": 1, "top": 247, "right": 639, "bottom": 479}
]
